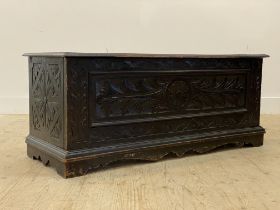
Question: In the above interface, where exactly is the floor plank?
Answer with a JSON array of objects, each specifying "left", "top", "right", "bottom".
[{"left": 0, "top": 115, "right": 279, "bottom": 210}]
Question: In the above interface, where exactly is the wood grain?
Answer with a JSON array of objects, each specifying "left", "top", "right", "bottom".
[{"left": 0, "top": 115, "right": 280, "bottom": 209}]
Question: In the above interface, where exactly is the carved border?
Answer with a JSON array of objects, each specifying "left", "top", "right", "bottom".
[{"left": 66, "top": 59, "right": 89, "bottom": 149}]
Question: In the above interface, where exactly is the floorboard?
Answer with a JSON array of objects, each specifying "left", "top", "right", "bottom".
[{"left": 0, "top": 115, "right": 279, "bottom": 210}]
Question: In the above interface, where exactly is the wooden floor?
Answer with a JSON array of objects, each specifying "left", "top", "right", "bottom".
[{"left": 0, "top": 115, "right": 279, "bottom": 210}]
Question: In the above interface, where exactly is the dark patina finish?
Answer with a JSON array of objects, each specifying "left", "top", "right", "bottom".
[{"left": 24, "top": 52, "right": 268, "bottom": 178}]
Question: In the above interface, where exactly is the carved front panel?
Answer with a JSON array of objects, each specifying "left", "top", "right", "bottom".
[
  {"left": 64, "top": 57, "right": 261, "bottom": 150},
  {"left": 90, "top": 72, "right": 247, "bottom": 124},
  {"left": 87, "top": 69, "right": 250, "bottom": 147},
  {"left": 29, "top": 57, "right": 64, "bottom": 147}
]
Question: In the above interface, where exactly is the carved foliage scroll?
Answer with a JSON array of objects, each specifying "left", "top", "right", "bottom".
[{"left": 93, "top": 74, "right": 246, "bottom": 122}]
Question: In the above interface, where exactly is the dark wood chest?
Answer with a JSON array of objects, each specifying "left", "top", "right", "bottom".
[{"left": 24, "top": 52, "right": 268, "bottom": 178}]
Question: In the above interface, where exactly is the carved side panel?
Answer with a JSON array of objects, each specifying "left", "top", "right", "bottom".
[
  {"left": 251, "top": 59, "right": 263, "bottom": 125},
  {"left": 29, "top": 57, "right": 63, "bottom": 147},
  {"left": 237, "top": 59, "right": 263, "bottom": 126}
]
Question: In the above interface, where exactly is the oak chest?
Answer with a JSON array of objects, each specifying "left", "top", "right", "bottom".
[{"left": 24, "top": 52, "right": 268, "bottom": 178}]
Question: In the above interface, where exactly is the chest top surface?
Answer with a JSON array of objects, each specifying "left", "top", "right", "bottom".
[{"left": 23, "top": 52, "right": 269, "bottom": 58}]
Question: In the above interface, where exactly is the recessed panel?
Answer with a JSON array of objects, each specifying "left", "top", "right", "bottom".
[{"left": 89, "top": 71, "right": 247, "bottom": 126}]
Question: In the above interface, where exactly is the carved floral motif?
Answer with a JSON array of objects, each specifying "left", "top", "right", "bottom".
[{"left": 31, "top": 63, "right": 62, "bottom": 138}]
